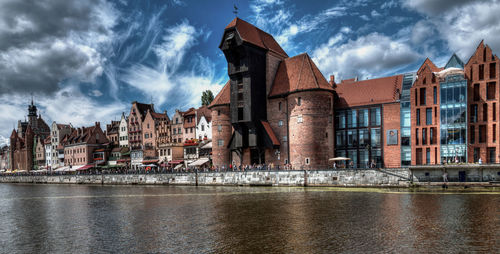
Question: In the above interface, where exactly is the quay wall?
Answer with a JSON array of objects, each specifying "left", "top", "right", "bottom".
[{"left": 0, "top": 169, "right": 411, "bottom": 187}]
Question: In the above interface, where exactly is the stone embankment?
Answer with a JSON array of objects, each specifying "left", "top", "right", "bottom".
[{"left": 0, "top": 169, "right": 411, "bottom": 187}]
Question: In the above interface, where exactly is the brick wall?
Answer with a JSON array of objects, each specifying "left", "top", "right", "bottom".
[
  {"left": 382, "top": 103, "right": 401, "bottom": 168},
  {"left": 211, "top": 105, "right": 232, "bottom": 168},
  {"left": 287, "top": 91, "right": 334, "bottom": 169},
  {"left": 465, "top": 42, "right": 500, "bottom": 163}
]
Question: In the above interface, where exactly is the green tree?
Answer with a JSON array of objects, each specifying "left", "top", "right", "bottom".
[{"left": 201, "top": 90, "right": 214, "bottom": 106}]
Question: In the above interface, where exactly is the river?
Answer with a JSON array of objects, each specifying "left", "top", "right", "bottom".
[{"left": 0, "top": 184, "right": 498, "bottom": 253}]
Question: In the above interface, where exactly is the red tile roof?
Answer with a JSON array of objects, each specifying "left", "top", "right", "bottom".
[
  {"left": 224, "top": 18, "right": 288, "bottom": 58},
  {"left": 269, "top": 53, "right": 334, "bottom": 98},
  {"left": 335, "top": 74, "right": 403, "bottom": 108},
  {"left": 151, "top": 112, "right": 168, "bottom": 120},
  {"left": 196, "top": 105, "right": 212, "bottom": 123},
  {"left": 209, "top": 81, "right": 230, "bottom": 108},
  {"left": 261, "top": 120, "right": 280, "bottom": 147}
]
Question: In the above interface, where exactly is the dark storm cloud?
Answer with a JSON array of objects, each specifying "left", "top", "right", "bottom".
[{"left": 0, "top": 0, "right": 116, "bottom": 95}]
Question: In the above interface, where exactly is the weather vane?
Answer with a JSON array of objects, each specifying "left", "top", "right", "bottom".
[{"left": 233, "top": 4, "right": 238, "bottom": 17}]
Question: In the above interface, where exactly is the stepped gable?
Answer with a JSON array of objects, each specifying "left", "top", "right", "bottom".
[
  {"left": 209, "top": 81, "right": 230, "bottom": 108},
  {"left": 335, "top": 74, "right": 403, "bottom": 108},
  {"left": 269, "top": 53, "right": 334, "bottom": 98},
  {"left": 224, "top": 18, "right": 288, "bottom": 58}
]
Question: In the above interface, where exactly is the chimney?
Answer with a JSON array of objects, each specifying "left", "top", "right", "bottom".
[
  {"left": 329, "top": 75, "right": 336, "bottom": 88},
  {"left": 95, "top": 122, "right": 100, "bottom": 128}
]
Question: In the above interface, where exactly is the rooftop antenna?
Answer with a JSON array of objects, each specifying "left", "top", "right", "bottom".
[{"left": 233, "top": 4, "right": 238, "bottom": 17}]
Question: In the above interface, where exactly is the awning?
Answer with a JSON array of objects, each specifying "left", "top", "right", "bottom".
[
  {"left": 201, "top": 142, "right": 212, "bottom": 149},
  {"left": 117, "top": 159, "right": 131, "bottom": 162},
  {"left": 329, "top": 157, "right": 351, "bottom": 161},
  {"left": 168, "top": 160, "right": 184, "bottom": 165},
  {"left": 188, "top": 158, "right": 210, "bottom": 167},
  {"left": 77, "top": 164, "right": 94, "bottom": 171},
  {"left": 142, "top": 159, "right": 159, "bottom": 164},
  {"left": 174, "top": 164, "right": 184, "bottom": 170},
  {"left": 54, "top": 166, "right": 69, "bottom": 172},
  {"left": 261, "top": 120, "right": 280, "bottom": 148}
]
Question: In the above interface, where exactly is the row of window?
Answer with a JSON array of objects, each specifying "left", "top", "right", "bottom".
[
  {"left": 415, "top": 107, "right": 437, "bottom": 125},
  {"left": 470, "top": 62, "right": 496, "bottom": 81},
  {"left": 415, "top": 127, "right": 438, "bottom": 145},
  {"left": 469, "top": 124, "right": 496, "bottom": 144},
  {"left": 470, "top": 103, "right": 497, "bottom": 123},
  {"left": 335, "top": 108, "right": 381, "bottom": 129},
  {"left": 65, "top": 147, "right": 86, "bottom": 154},
  {"left": 335, "top": 128, "right": 381, "bottom": 148}
]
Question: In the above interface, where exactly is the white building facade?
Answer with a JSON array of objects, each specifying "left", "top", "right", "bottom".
[
  {"left": 119, "top": 112, "right": 128, "bottom": 148},
  {"left": 196, "top": 115, "right": 212, "bottom": 140}
]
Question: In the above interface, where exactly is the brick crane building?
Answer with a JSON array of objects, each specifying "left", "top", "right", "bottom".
[{"left": 210, "top": 18, "right": 336, "bottom": 169}]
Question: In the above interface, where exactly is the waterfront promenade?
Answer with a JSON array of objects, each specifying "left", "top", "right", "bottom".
[{"left": 1, "top": 167, "right": 500, "bottom": 190}]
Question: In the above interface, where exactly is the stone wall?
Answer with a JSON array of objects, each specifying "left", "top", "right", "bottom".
[
  {"left": 0, "top": 169, "right": 411, "bottom": 187},
  {"left": 410, "top": 164, "right": 500, "bottom": 182}
]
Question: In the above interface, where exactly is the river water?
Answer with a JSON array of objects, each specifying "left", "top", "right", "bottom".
[{"left": 0, "top": 184, "right": 498, "bottom": 253}]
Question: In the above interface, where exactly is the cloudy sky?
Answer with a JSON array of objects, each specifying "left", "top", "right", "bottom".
[{"left": 1, "top": 0, "right": 500, "bottom": 146}]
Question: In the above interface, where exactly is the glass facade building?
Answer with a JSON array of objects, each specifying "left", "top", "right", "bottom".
[
  {"left": 335, "top": 107, "right": 382, "bottom": 168},
  {"left": 440, "top": 55, "right": 467, "bottom": 163},
  {"left": 400, "top": 73, "right": 416, "bottom": 166}
]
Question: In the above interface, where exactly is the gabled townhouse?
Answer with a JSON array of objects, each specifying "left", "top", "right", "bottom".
[{"left": 63, "top": 122, "right": 109, "bottom": 170}]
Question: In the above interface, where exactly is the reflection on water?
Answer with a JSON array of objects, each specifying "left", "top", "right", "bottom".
[{"left": 0, "top": 184, "right": 498, "bottom": 253}]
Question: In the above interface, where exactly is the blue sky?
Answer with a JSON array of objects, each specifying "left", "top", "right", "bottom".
[{"left": 1, "top": 0, "right": 500, "bottom": 145}]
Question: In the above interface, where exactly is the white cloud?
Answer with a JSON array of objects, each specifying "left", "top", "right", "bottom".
[
  {"left": 402, "top": 0, "right": 478, "bottom": 16},
  {"left": 250, "top": 0, "right": 348, "bottom": 53},
  {"left": 371, "top": 10, "right": 381, "bottom": 18},
  {"left": 403, "top": 0, "right": 500, "bottom": 60},
  {"left": 312, "top": 32, "right": 420, "bottom": 80},
  {"left": 359, "top": 15, "right": 370, "bottom": 21},
  {"left": 0, "top": 135, "right": 8, "bottom": 146},
  {"left": 381, "top": 0, "right": 398, "bottom": 9},
  {"left": 122, "top": 21, "right": 224, "bottom": 110},
  {"left": 90, "top": 90, "right": 103, "bottom": 97},
  {"left": 0, "top": 85, "right": 127, "bottom": 140}
]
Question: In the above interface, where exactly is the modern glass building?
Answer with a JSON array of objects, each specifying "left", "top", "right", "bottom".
[
  {"left": 400, "top": 73, "right": 416, "bottom": 166},
  {"left": 439, "top": 54, "right": 467, "bottom": 162},
  {"left": 335, "top": 107, "right": 382, "bottom": 168}
]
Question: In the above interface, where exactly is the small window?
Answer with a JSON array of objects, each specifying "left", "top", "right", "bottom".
[
  {"left": 433, "top": 86, "right": 437, "bottom": 104},
  {"left": 490, "top": 62, "right": 496, "bottom": 79},
  {"left": 238, "top": 108, "right": 244, "bottom": 121},
  {"left": 218, "top": 124, "right": 222, "bottom": 132},
  {"left": 479, "top": 125, "right": 486, "bottom": 143},
  {"left": 278, "top": 120, "right": 283, "bottom": 127},
  {"left": 279, "top": 102, "right": 282, "bottom": 111},
  {"left": 297, "top": 115, "right": 303, "bottom": 123},
  {"left": 487, "top": 82, "right": 496, "bottom": 100},
  {"left": 483, "top": 103, "right": 488, "bottom": 122},
  {"left": 217, "top": 110, "right": 221, "bottom": 116},
  {"left": 479, "top": 64, "right": 484, "bottom": 80},
  {"left": 305, "top": 158, "right": 310, "bottom": 165},
  {"left": 420, "top": 88, "right": 426, "bottom": 105},
  {"left": 297, "top": 97, "right": 302, "bottom": 106},
  {"left": 494, "top": 103, "right": 497, "bottom": 121},
  {"left": 218, "top": 139, "right": 224, "bottom": 147},
  {"left": 283, "top": 136, "right": 287, "bottom": 142}
]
